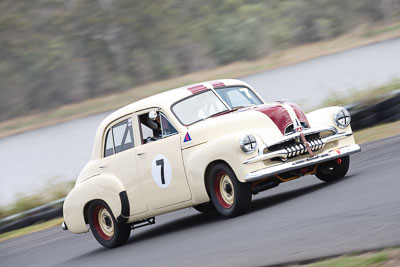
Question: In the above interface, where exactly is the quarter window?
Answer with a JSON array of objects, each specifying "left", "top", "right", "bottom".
[
  {"left": 103, "top": 118, "right": 134, "bottom": 157},
  {"left": 160, "top": 113, "right": 178, "bottom": 136},
  {"left": 104, "top": 130, "right": 114, "bottom": 157}
]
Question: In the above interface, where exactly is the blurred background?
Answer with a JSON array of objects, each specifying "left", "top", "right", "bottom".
[
  {"left": 1, "top": 0, "right": 400, "bottom": 225},
  {"left": 1, "top": 0, "right": 400, "bottom": 120}
]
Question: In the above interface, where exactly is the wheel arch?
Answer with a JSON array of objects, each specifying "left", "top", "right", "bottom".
[
  {"left": 203, "top": 159, "right": 232, "bottom": 198},
  {"left": 206, "top": 159, "right": 252, "bottom": 217},
  {"left": 63, "top": 174, "right": 128, "bottom": 234}
]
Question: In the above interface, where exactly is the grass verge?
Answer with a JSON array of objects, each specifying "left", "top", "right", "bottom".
[
  {"left": 319, "top": 80, "right": 400, "bottom": 110},
  {"left": 0, "top": 217, "right": 63, "bottom": 242},
  {"left": 354, "top": 120, "right": 400, "bottom": 144},
  {"left": 1, "top": 22, "right": 400, "bottom": 138},
  {"left": 291, "top": 248, "right": 400, "bottom": 267},
  {"left": 0, "top": 180, "right": 73, "bottom": 219}
]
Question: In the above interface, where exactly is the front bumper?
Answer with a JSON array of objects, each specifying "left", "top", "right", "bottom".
[{"left": 244, "top": 144, "right": 361, "bottom": 182}]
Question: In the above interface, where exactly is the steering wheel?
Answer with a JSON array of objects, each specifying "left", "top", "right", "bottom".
[{"left": 144, "top": 136, "right": 158, "bottom": 143}]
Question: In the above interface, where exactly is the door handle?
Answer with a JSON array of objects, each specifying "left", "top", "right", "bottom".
[
  {"left": 99, "top": 166, "right": 107, "bottom": 169},
  {"left": 137, "top": 152, "right": 145, "bottom": 156}
]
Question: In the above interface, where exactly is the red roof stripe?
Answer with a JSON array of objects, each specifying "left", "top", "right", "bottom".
[
  {"left": 211, "top": 81, "right": 225, "bottom": 88},
  {"left": 187, "top": 84, "right": 208, "bottom": 94}
]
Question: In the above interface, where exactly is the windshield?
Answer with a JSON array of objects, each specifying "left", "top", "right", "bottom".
[
  {"left": 215, "top": 86, "right": 262, "bottom": 108},
  {"left": 172, "top": 90, "right": 228, "bottom": 125}
]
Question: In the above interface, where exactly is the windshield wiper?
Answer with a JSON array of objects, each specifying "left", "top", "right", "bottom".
[
  {"left": 202, "top": 109, "right": 231, "bottom": 120},
  {"left": 234, "top": 104, "right": 255, "bottom": 109},
  {"left": 203, "top": 107, "right": 241, "bottom": 120}
]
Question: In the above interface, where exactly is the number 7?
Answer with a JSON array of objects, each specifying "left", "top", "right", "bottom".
[{"left": 156, "top": 159, "right": 165, "bottom": 184}]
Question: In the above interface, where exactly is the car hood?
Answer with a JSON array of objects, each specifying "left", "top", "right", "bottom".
[
  {"left": 183, "top": 102, "right": 309, "bottom": 149},
  {"left": 250, "top": 103, "right": 309, "bottom": 134}
]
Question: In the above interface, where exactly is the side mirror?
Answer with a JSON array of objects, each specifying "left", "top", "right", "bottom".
[{"left": 148, "top": 110, "right": 158, "bottom": 121}]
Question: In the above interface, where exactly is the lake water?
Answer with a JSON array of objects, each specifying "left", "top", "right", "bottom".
[
  {"left": 242, "top": 38, "right": 400, "bottom": 109},
  {"left": 1, "top": 37, "right": 400, "bottom": 205}
]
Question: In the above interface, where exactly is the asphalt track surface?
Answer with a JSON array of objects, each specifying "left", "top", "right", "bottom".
[{"left": 1, "top": 135, "right": 400, "bottom": 267}]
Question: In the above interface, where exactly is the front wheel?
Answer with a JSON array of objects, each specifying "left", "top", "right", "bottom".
[
  {"left": 88, "top": 200, "right": 131, "bottom": 248},
  {"left": 315, "top": 156, "right": 350, "bottom": 182},
  {"left": 208, "top": 163, "right": 252, "bottom": 217},
  {"left": 193, "top": 202, "right": 215, "bottom": 213}
]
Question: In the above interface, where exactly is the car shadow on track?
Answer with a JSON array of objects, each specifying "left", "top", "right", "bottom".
[
  {"left": 248, "top": 174, "right": 357, "bottom": 214},
  {"left": 126, "top": 177, "right": 352, "bottom": 246},
  {"left": 64, "top": 212, "right": 223, "bottom": 263},
  {"left": 129, "top": 211, "right": 222, "bottom": 244},
  {"left": 65, "top": 174, "right": 357, "bottom": 262}
]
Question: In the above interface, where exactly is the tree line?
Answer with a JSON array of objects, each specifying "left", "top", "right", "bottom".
[{"left": 1, "top": 0, "right": 399, "bottom": 121}]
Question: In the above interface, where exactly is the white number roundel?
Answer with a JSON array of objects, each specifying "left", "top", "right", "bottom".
[{"left": 151, "top": 154, "right": 172, "bottom": 188}]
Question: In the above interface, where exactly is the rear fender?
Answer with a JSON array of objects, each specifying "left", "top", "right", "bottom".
[{"left": 63, "top": 174, "right": 126, "bottom": 234}]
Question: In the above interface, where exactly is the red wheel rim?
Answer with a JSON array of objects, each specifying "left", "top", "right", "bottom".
[
  {"left": 93, "top": 206, "right": 113, "bottom": 240},
  {"left": 214, "top": 171, "right": 234, "bottom": 209}
]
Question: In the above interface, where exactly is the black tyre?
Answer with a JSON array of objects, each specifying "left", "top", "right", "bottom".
[
  {"left": 315, "top": 156, "right": 350, "bottom": 182},
  {"left": 88, "top": 200, "right": 131, "bottom": 248},
  {"left": 193, "top": 202, "right": 215, "bottom": 213},
  {"left": 208, "top": 163, "right": 252, "bottom": 217}
]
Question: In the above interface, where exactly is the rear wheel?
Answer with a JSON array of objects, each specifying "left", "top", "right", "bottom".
[
  {"left": 88, "top": 200, "right": 131, "bottom": 248},
  {"left": 208, "top": 163, "right": 252, "bottom": 217},
  {"left": 315, "top": 156, "right": 350, "bottom": 182}
]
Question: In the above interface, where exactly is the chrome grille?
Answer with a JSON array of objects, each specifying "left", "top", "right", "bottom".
[
  {"left": 243, "top": 127, "right": 352, "bottom": 165},
  {"left": 266, "top": 133, "right": 326, "bottom": 161},
  {"left": 284, "top": 138, "right": 324, "bottom": 158}
]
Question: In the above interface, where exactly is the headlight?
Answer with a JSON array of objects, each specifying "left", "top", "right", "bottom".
[
  {"left": 239, "top": 135, "right": 257, "bottom": 153},
  {"left": 333, "top": 108, "right": 351, "bottom": 128}
]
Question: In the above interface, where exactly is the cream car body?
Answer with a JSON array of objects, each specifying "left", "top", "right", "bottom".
[{"left": 63, "top": 79, "right": 360, "bottom": 247}]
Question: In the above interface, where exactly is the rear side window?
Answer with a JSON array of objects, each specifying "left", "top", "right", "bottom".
[{"left": 104, "top": 118, "right": 134, "bottom": 157}]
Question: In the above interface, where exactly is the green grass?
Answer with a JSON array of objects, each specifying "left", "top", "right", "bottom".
[
  {"left": 364, "top": 21, "right": 400, "bottom": 37},
  {"left": 0, "top": 180, "right": 74, "bottom": 219},
  {"left": 320, "top": 79, "right": 400, "bottom": 109},
  {"left": 291, "top": 250, "right": 393, "bottom": 267},
  {"left": 354, "top": 120, "right": 400, "bottom": 144},
  {"left": 0, "top": 217, "right": 64, "bottom": 242}
]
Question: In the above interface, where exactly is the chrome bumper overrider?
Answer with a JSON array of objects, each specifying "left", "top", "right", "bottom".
[{"left": 244, "top": 144, "right": 361, "bottom": 182}]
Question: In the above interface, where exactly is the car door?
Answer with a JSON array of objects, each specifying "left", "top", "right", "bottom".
[
  {"left": 135, "top": 109, "right": 192, "bottom": 210},
  {"left": 100, "top": 115, "right": 148, "bottom": 216}
]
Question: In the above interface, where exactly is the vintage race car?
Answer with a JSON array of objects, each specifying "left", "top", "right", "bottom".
[{"left": 62, "top": 79, "right": 360, "bottom": 248}]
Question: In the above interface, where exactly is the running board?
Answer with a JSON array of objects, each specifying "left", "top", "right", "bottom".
[{"left": 130, "top": 217, "right": 155, "bottom": 230}]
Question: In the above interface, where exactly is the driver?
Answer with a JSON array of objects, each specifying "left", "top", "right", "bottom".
[{"left": 145, "top": 111, "right": 162, "bottom": 141}]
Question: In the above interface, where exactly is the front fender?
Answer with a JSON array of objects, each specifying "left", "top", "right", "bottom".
[
  {"left": 63, "top": 174, "right": 126, "bottom": 234},
  {"left": 182, "top": 132, "right": 265, "bottom": 204},
  {"left": 306, "top": 107, "right": 349, "bottom": 131},
  {"left": 307, "top": 106, "right": 356, "bottom": 146}
]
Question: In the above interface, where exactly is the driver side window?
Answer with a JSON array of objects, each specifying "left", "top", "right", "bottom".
[{"left": 139, "top": 111, "right": 178, "bottom": 144}]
